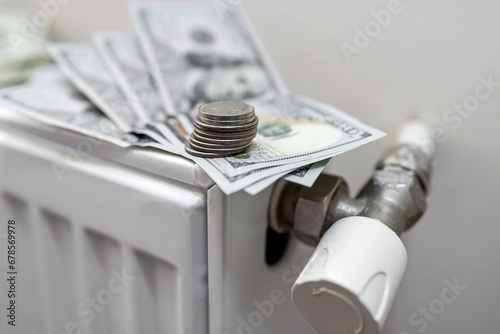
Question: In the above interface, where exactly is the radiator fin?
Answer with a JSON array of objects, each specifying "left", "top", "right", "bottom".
[
  {"left": 1, "top": 194, "right": 46, "bottom": 333},
  {"left": 83, "top": 229, "right": 127, "bottom": 334},
  {"left": 133, "top": 249, "right": 180, "bottom": 334},
  {"left": 40, "top": 209, "right": 78, "bottom": 332}
]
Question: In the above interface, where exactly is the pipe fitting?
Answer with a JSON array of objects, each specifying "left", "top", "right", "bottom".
[{"left": 269, "top": 135, "right": 434, "bottom": 244}]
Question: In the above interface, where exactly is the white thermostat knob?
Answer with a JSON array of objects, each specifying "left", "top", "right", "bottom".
[{"left": 292, "top": 216, "right": 407, "bottom": 334}]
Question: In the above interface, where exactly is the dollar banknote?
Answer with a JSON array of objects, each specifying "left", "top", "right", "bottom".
[
  {"left": 129, "top": 2, "right": 288, "bottom": 129},
  {"left": 181, "top": 95, "right": 385, "bottom": 178},
  {"left": 92, "top": 32, "right": 167, "bottom": 123},
  {"left": 46, "top": 43, "right": 142, "bottom": 131},
  {"left": 216, "top": 96, "right": 384, "bottom": 176},
  {"left": 244, "top": 159, "right": 330, "bottom": 195},
  {"left": 0, "top": 77, "right": 149, "bottom": 148},
  {"left": 284, "top": 158, "right": 330, "bottom": 187},
  {"left": 121, "top": 91, "right": 367, "bottom": 192},
  {"left": 244, "top": 167, "right": 298, "bottom": 195},
  {"left": 92, "top": 32, "right": 188, "bottom": 147},
  {"left": 46, "top": 43, "right": 177, "bottom": 151},
  {"left": 200, "top": 157, "right": 334, "bottom": 195}
]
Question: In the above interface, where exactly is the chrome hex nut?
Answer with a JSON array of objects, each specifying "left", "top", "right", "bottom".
[{"left": 293, "top": 174, "right": 348, "bottom": 246}]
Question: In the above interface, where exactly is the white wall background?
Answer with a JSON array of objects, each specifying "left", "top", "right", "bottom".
[{"left": 2, "top": 0, "right": 499, "bottom": 333}]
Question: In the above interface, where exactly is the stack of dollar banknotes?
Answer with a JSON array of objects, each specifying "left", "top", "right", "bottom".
[{"left": 0, "top": 2, "right": 386, "bottom": 195}]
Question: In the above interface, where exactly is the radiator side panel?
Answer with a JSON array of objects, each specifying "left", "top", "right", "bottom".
[{"left": 0, "top": 129, "right": 208, "bottom": 334}]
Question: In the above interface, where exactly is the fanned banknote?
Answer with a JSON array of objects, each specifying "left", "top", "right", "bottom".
[
  {"left": 92, "top": 32, "right": 190, "bottom": 147},
  {"left": 244, "top": 159, "right": 330, "bottom": 195},
  {"left": 0, "top": 78, "right": 151, "bottom": 148},
  {"left": 284, "top": 159, "right": 330, "bottom": 187},
  {"left": 93, "top": 32, "right": 167, "bottom": 123},
  {"left": 46, "top": 43, "right": 140, "bottom": 131},
  {"left": 163, "top": 93, "right": 385, "bottom": 182},
  {"left": 210, "top": 95, "right": 385, "bottom": 176},
  {"left": 46, "top": 43, "right": 177, "bottom": 151},
  {"left": 129, "top": 2, "right": 288, "bottom": 130}
]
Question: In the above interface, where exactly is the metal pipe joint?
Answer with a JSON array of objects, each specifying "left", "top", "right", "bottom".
[{"left": 269, "top": 122, "right": 435, "bottom": 245}]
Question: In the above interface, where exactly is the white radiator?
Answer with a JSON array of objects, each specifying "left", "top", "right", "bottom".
[{"left": 0, "top": 107, "right": 316, "bottom": 334}]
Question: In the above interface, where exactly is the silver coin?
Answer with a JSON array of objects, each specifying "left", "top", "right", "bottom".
[
  {"left": 185, "top": 142, "right": 230, "bottom": 158},
  {"left": 198, "top": 114, "right": 256, "bottom": 126},
  {"left": 198, "top": 101, "right": 255, "bottom": 120},
  {"left": 189, "top": 140, "right": 252, "bottom": 154},
  {"left": 185, "top": 141, "right": 250, "bottom": 158},
  {"left": 195, "top": 116, "right": 258, "bottom": 132},
  {"left": 194, "top": 127, "right": 258, "bottom": 140},
  {"left": 189, "top": 134, "right": 253, "bottom": 149},
  {"left": 192, "top": 131, "right": 256, "bottom": 145}
]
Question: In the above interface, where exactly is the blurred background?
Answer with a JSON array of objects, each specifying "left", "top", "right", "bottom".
[{"left": 1, "top": 0, "right": 499, "bottom": 333}]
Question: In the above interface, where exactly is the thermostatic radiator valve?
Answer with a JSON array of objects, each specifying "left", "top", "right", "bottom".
[{"left": 269, "top": 118, "right": 435, "bottom": 334}]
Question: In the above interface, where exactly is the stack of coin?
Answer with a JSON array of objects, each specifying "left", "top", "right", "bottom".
[{"left": 185, "top": 101, "right": 258, "bottom": 158}]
